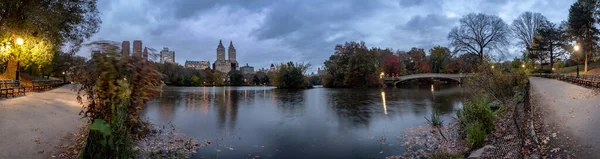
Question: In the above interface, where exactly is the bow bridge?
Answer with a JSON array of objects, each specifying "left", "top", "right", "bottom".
[{"left": 382, "top": 73, "right": 471, "bottom": 86}]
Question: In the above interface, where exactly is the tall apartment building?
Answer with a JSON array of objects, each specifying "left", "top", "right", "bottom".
[
  {"left": 213, "top": 40, "right": 238, "bottom": 74},
  {"left": 133, "top": 40, "right": 142, "bottom": 57},
  {"left": 121, "top": 41, "right": 130, "bottom": 57},
  {"left": 240, "top": 63, "right": 254, "bottom": 74},
  {"left": 185, "top": 61, "right": 210, "bottom": 70},
  {"left": 160, "top": 47, "right": 176, "bottom": 63}
]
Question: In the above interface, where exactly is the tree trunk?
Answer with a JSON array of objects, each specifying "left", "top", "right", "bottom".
[
  {"left": 585, "top": 53, "right": 588, "bottom": 73},
  {"left": 3, "top": 59, "right": 18, "bottom": 80}
]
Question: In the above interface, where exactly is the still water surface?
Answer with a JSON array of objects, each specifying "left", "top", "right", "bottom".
[{"left": 143, "top": 84, "right": 463, "bottom": 158}]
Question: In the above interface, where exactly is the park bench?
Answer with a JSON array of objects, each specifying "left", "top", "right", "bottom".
[
  {"left": 32, "top": 79, "right": 65, "bottom": 92},
  {"left": 0, "top": 80, "right": 26, "bottom": 98}
]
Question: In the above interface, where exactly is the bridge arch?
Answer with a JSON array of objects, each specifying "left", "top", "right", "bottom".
[
  {"left": 393, "top": 77, "right": 461, "bottom": 86},
  {"left": 382, "top": 73, "right": 469, "bottom": 87}
]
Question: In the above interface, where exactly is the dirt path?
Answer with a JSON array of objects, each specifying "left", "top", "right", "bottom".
[
  {"left": 0, "top": 84, "right": 84, "bottom": 159},
  {"left": 530, "top": 77, "right": 600, "bottom": 158}
]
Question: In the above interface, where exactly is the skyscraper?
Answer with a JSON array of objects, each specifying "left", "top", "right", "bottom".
[
  {"left": 160, "top": 47, "right": 176, "bottom": 63},
  {"left": 121, "top": 41, "right": 130, "bottom": 57},
  {"left": 143, "top": 47, "right": 148, "bottom": 59},
  {"left": 133, "top": 40, "right": 142, "bottom": 57}
]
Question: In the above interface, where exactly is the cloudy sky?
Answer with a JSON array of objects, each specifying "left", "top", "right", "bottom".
[{"left": 85, "top": 0, "right": 575, "bottom": 72}]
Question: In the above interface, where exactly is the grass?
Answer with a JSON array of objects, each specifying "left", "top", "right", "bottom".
[
  {"left": 466, "top": 123, "right": 486, "bottom": 149},
  {"left": 425, "top": 110, "right": 443, "bottom": 127},
  {"left": 458, "top": 95, "right": 495, "bottom": 133}
]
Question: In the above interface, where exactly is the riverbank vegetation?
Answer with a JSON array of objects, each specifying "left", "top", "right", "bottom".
[
  {"left": 69, "top": 41, "right": 202, "bottom": 158},
  {"left": 272, "top": 62, "right": 313, "bottom": 89}
]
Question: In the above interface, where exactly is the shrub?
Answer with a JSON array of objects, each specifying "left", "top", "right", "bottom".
[
  {"left": 532, "top": 68, "right": 552, "bottom": 73},
  {"left": 71, "top": 41, "right": 163, "bottom": 158},
  {"left": 465, "top": 64, "right": 528, "bottom": 101},
  {"left": 273, "top": 62, "right": 311, "bottom": 89},
  {"left": 425, "top": 111, "right": 443, "bottom": 127},
  {"left": 458, "top": 95, "right": 495, "bottom": 133},
  {"left": 466, "top": 122, "right": 486, "bottom": 149}
]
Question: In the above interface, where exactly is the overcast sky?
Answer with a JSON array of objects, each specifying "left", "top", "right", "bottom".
[{"left": 83, "top": 0, "right": 575, "bottom": 72}]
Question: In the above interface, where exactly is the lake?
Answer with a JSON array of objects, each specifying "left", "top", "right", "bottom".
[{"left": 142, "top": 84, "right": 464, "bottom": 159}]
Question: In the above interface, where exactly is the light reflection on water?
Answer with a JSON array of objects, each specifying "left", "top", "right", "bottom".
[{"left": 143, "top": 84, "right": 463, "bottom": 159}]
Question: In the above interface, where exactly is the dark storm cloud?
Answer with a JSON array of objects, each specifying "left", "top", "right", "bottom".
[{"left": 85, "top": 0, "right": 577, "bottom": 72}]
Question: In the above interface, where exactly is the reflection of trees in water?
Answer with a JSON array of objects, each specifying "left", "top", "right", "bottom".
[
  {"left": 327, "top": 89, "right": 375, "bottom": 128},
  {"left": 184, "top": 87, "right": 211, "bottom": 113},
  {"left": 391, "top": 84, "right": 463, "bottom": 115},
  {"left": 214, "top": 88, "right": 240, "bottom": 132},
  {"left": 156, "top": 91, "right": 181, "bottom": 122},
  {"left": 271, "top": 89, "right": 306, "bottom": 115}
]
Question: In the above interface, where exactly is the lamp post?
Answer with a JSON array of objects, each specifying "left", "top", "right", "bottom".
[
  {"left": 15, "top": 38, "right": 24, "bottom": 81},
  {"left": 62, "top": 71, "right": 66, "bottom": 83},
  {"left": 574, "top": 44, "right": 580, "bottom": 78}
]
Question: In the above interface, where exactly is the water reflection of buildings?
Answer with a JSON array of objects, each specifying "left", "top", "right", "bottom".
[
  {"left": 214, "top": 87, "right": 240, "bottom": 131},
  {"left": 184, "top": 87, "right": 211, "bottom": 114},
  {"left": 157, "top": 92, "right": 180, "bottom": 122}
]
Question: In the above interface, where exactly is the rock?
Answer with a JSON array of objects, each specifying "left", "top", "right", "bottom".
[
  {"left": 489, "top": 101, "right": 502, "bottom": 110},
  {"left": 468, "top": 145, "right": 496, "bottom": 158}
]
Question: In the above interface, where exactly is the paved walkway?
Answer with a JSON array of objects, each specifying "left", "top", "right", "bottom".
[
  {"left": 530, "top": 77, "right": 600, "bottom": 157},
  {"left": 0, "top": 84, "right": 83, "bottom": 159}
]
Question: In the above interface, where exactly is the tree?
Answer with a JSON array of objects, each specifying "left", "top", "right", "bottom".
[
  {"left": 0, "top": 0, "right": 100, "bottom": 79},
  {"left": 273, "top": 62, "right": 311, "bottom": 89},
  {"left": 323, "top": 41, "right": 379, "bottom": 88},
  {"left": 408, "top": 48, "right": 431, "bottom": 73},
  {"left": 429, "top": 46, "right": 452, "bottom": 73},
  {"left": 396, "top": 51, "right": 409, "bottom": 75},
  {"left": 383, "top": 55, "right": 399, "bottom": 76},
  {"left": 252, "top": 75, "right": 261, "bottom": 85},
  {"left": 568, "top": 0, "right": 599, "bottom": 72},
  {"left": 532, "top": 21, "right": 569, "bottom": 71},
  {"left": 229, "top": 70, "right": 244, "bottom": 86},
  {"left": 512, "top": 12, "right": 549, "bottom": 51},
  {"left": 448, "top": 13, "right": 510, "bottom": 61}
]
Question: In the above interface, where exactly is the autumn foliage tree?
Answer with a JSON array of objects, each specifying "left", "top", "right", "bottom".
[
  {"left": 70, "top": 41, "right": 162, "bottom": 158},
  {"left": 0, "top": 0, "right": 100, "bottom": 79},
  {"left": 408, "top": 48, "right": 431, "bottom": 73},
  {"left": 323, "top": 41, "right": 379, "bottom": 88},
  {"left": 383, "top": 55, "right": 399, "bottom": 76}
]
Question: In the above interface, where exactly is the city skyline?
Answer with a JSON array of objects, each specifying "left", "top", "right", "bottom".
[{"left": 81, "top": 0, "right": 575, "bottom": 73}]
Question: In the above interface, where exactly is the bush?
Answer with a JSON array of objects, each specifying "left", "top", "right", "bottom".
[
  {"left": 71, "top": 41, "right": 163, "bottom": 158},
  {"left": 458, "top": 95, "right": 495, "bottom": 133},
  {"left": 273, "top": 62, "right": 311, "bottom": 89},
  {"left": 465, "top": 64, "right": 528, "bottom": 100},
  {"left": 532, "top": 68, "right": 552, "bottom": 73},
  {"left": 466, "top": 122, "right": 486, "bottom": 149},
  {"left": 425, "top": 111, "right": 443, "bottom": 127}
]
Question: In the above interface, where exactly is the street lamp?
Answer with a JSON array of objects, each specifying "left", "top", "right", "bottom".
[
  {"left": 380, "top": 72, "right": 384, "bottom": 79},
  {"left": 16, "top": 38, "right": 24, "bottom": 45},
  {"left": 574, "top": 44, "right": 580, "bottom": 78},
  {"left": 62, "top": 71, "right": 66, "bottom": 83}
]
